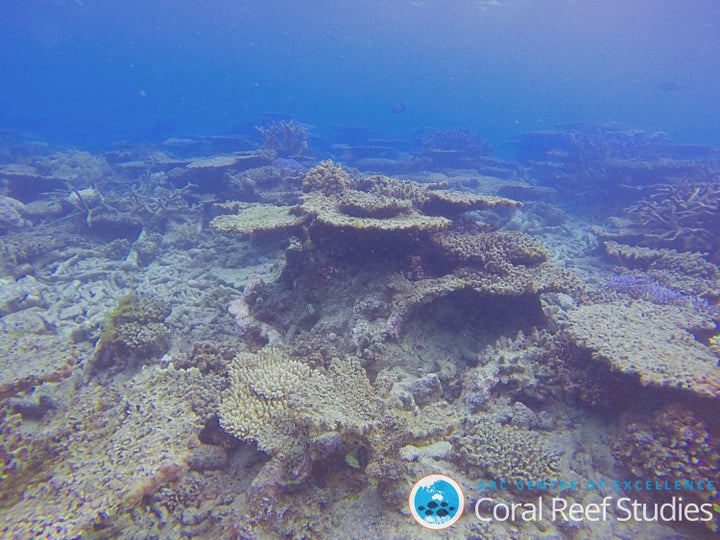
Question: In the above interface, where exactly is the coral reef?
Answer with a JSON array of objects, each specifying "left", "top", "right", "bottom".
[
  {"left": 218, "top": 347, "right": 420, "bottom": 524},
  {"left": 0, "top": 365, "right": 207, "bottom": 538},
  {"left": 219, "top": 348, "right": 384, "bottom": 456},
  {"left": 0, "top": 333, "right": 81, "bottom": 400},
  {"left": 302, "top": 159, "right": 352, "bottom": 195},
  {"left": 618, "top": 180, "right": 720, "bottom": 254},
  {"left": 415, "top": 127, "right": 493, "bottom": 169},
  {"left": 0, "top": 195, "right": 28, "bottom": 231},
  {"left": 431, "top": 229, "right": 548, "bottom": 268}
]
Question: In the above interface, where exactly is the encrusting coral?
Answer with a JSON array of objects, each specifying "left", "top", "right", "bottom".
[{"left": 0, "top": 365, "right": 207, "bottom": 538}]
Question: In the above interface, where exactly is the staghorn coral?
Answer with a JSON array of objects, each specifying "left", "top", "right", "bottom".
[
  {"left": 613, "top": 402, "right": 720, "bottom": 535},
  {"left": 452, "top": 420, "right": 561, "bottom": 489},
  {"left": 564, "top": 300, "right": 720, "bottom": 399},
  {"left": 209, "top": 204, "right": 306, "bottom": 236},
  {"left": 612, "top": 180, "right": 720, "bottom": 254}
]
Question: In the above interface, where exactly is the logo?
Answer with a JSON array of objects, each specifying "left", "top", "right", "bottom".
[{"left": 409, "top": 474, "right": 465, "bottom": 530}]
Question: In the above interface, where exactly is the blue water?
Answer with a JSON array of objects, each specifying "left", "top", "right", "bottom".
[{"left": 1, "top": 0, "right": 719, "bottom": 150}]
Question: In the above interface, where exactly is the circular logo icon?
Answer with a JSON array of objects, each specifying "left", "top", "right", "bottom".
[{"left": 408, "top": 474, "right": 465, "bottom": 530}]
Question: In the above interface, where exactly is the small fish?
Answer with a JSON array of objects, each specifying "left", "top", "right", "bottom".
[
  {"left": 656, "top": 80, "right": 687, "bottom": 92},
  {"left": 392, "top": 103, "right": 407, "bottom": 114}
]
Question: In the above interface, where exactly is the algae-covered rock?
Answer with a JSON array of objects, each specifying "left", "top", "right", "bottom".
[{"left": 0, "top": 365, "right": 206, "bottom": 538}]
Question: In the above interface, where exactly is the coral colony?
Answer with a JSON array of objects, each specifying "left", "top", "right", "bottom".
[{"left": 1, "top": 123, "right": 720, "bottom": 539}]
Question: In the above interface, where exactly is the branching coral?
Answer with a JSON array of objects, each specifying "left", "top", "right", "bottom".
[
  {"left": 257, "top": 120, "right": 310, "bottom": 158},
  {"left": 302, "top": 160, "right": 351, "bottom": 195},
  {"left": 218, "top": 348, "right": 383, "bottom": 456},
  {"left": 621, "top": 180, "right": 720, "bottom": 253}
]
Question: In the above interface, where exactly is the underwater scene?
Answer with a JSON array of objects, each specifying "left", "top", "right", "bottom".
[{"left": 1, "top": 1, "right": 720, "bottom": 539}]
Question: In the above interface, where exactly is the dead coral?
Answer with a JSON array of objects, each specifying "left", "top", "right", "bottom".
[{"left": 0, "top": 366, "right": 205, "bottom": 538}]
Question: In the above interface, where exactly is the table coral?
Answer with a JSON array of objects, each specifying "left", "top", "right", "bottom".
[
  {"left": 210, "top": 204, "right": 306, "bottom": 236},
  {"left": 564, "top": 300, "right": 720, "bottom": 398}
]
